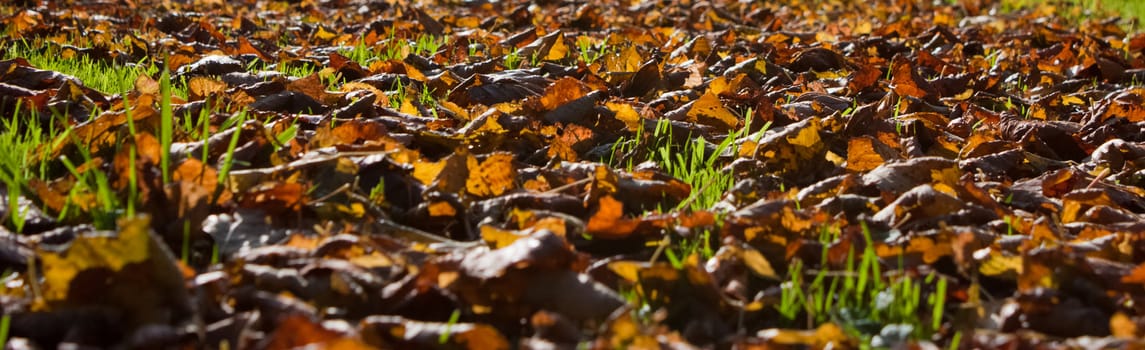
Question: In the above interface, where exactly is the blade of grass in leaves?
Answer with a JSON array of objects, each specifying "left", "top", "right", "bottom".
[
  {"left": 930, "top": 273, "right": 947, "bottom": 332},
  {"left": 439, "top": 309, "right": 461, "bottom": 344},
  {"left": 182, "top": 220, "right": 191, "bottom": 263},
  {"left": 127, "top": 147, "right": 136, "bottom": 217},
  {"left": 0, "top": 314, "right": 9, "bottom": 347},
  {"left": 0, "top": 99, "right": 36, "bottom": 233},
  {"left": 125, "top": 95, "right": 137, "bottom": 217},
  {"left": 275, "top": 123, "right": 298, "bottom": 147},
  {"left": 949, "top": 331, "right": 962, "bottom": 350},
  {"left": 61, "top": 130, "right": 119, "bottom": 229},
  {"left": 811, "top": 244, "right": 831, "bottom": 322},
  {"left": 197, "top": 107, "right": 212, "bottom": 166},
  {"left": 160, "top": 69, "right": 174, "bottom": 184},
  {"left": 214, "top": 111, "right": 247, "bottom": 205}
]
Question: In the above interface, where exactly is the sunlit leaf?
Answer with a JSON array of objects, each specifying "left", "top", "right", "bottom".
[{"left": 686, "top": 92, "right": 738, "bottom": 130}]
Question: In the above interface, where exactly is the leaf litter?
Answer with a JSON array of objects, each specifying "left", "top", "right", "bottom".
[{"left": 1, "top": 0, "right": 1145, "bottom": 348}]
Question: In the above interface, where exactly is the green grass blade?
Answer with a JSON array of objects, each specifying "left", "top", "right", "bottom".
[{"left": 159, "top": 69, "right": 174, "bottom": 184}]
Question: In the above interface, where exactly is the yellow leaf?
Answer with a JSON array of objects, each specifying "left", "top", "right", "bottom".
[
  {"left": 454, "top": 16, "right": 481, "bottom": 28},
  {"left": 60, "top": 46, "right": 78, "bottom": 60},
  {"left": 952, "top": 89, "right": 974, "bottom": 101},
  {"left": 814, "top": 70, "right": 848, "bottom": 79},
  {"left": 349, "top": 253, "right": 394, "bottom": 269},
  {"left": 413, "top": 151, "right": 468, "bottom": 193},
  {"left": 1110, "top": 312, "right": 1140, "bottom": 338},
  {"left": 38, "top": 216, "right": 155, "bottom": 302},
  {"left": 812, "top": 323, "right": 851, "bottom": 346},
  {"left": 312, "top": 25, "right": 338, "bottom": 42},
  {"left": 606, "top": 101, "right": 642, "bottom": 131},
  {"left": 845, "top": 137, "right": 885, "bottom": 172},
  {"left": 412, "top": 158, "right": 445, "bottom": 185},
  {"left": 545, "top": 35, "right": 569, "bottom": 61},
  {"left": 930, "top": 167, "right": 961, "bottom": 196},
  {"left": 492, "top": 102, "right": 521, "bottom": 114},
  {"left": 686, "top": 92, "right": 738, "bottom": 130},
  {"left": 466, "top": 152, "right": 516, "bottom": 197},
  {"left": 473, "top": 114, "right": 506, "bottom": 134},
  {"left": 1061, "top": 95, "right": 1086, "bottom": 106},
  {"left": 934, "top": 12, "right": 956, "bottom": 26},
  {"left": 742, "top": 226, "right": 764, "bottom": 242},
  {"left": 815, "top": 31, "right": 837, "bottom": 44},
  {"left": 787, "top": 120, "right": 821, "bottom": 148},
  {"left": 481, "top": 225, "right": 524, "bottom": 249},
  {"left": 707, "top": 76, "right": 730, "bottom": 95},
  {"left": 604, "top": 45, "right": 642, "bottom": 72},
  {"left": 527, "top": 217, "right": 568, "bottom": 236},
  {"left": 440, "top": 100, "right": 470, "bottom": 121},
  {"left": 741, "top": 248, "right": 779, "bottom": 280},
  {"left": 607, "top": 261, "right": 643, "bottom": 283},
  {"left": 399, "top": 98, "right": 420, "bottom": 115},
  {"left": 759, "top": 323, "right": 852, "bottom": 348},
  {"left": 738, "top": 139, "right": 758, "bottom": 158},
  {"left": 979, "top": 252, "right": 1023, "bottom": 277},
  {"left": 284, "top": 233, "right": 322, "bottom": 250},
  {"left": 428, "top": 201, "right": 457, "bottom": 217}
]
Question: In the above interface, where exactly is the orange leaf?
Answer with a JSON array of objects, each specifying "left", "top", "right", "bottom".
[
  {"left": 890, "top": 56, "right": 933, "bottom": 100},
  {"left": 845, "top": 136, "right": 888, "bottom": 172},
  {"left": 466, "top": 153, "right": 516, "bottom": 197},
  {"left": 188, "top": 76, "right": 227, "bottom": 102},
  {"left": 540, "top": 77, "right": 588, "bottom": 111},
  {"left": 586, "top": 195, "right": 640, "bottom": 238}
]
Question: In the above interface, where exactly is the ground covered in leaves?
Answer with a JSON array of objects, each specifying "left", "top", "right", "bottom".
[{"left": 2, "top": 0, "right": 1145, "bottom": 348}]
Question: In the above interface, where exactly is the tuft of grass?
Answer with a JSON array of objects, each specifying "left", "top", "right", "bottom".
[
  {"left": 57, "top": 132, "right": 120, "bottom": 229},
  {"left": 662, "top": 228, "right": 715, "bottom": 268},
  {"left": 418, "top": 85, "right": 440, "bottom": 119},
  {"left": 614, "top": 110, "right": 769, "bottom": 267},
  {"left": 0, "top": 40, "right": 239, "bottom": 235},
  {"left": 777, "top": 221, "right": 949, "bottom": 346},
  {"left": 0, "top": 101, "right": 44, "bottom": 233},
  {"left": 340, "top": 41, "right": 383, "bottom": 66},
  {"left": 412, "top": 34, "right": 445, "bottom": 57},
  {"left": 610, "top": 110, "right": 768, "bottom": 212},
  {"left": 504, "top": 48, "right": 523, "bottom": 70},
  {"left": 339, "top": 32, "right": 444, "bottom": 66},
  {"left": 575, "top": 36, "right": 609, "bottom": 65}
]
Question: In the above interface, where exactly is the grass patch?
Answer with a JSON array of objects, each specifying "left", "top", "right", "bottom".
[
  {"left": 610, "top": 113, "right": 768, "bottom": 212},
  {"left": 1000, "top": 0, "right": 1144, "bottom": 28},
  {"left": 1, "top": 41, "right": 153, "bottom": 95},
  {"left": 611, "top": 113, "right": 769, "bottom": 267},
  {"left": 778, "top": 222, "right": 949, "bottom": 346},
  {"left": 0, "top": 101, "right": 46, "bottom": 233},
  {"left": 338, "top": 33, "right": 445, "bottom": 67},
  {"left": 0, "top": 39, "right": 240, "bottom": 232}
]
